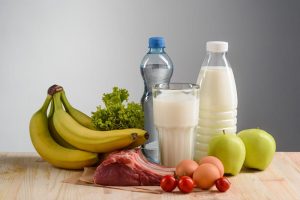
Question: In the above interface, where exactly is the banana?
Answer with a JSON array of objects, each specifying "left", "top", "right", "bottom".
[
  {"left": 52, "top": 92, "right": 146, "bottom": 153},
  {"left": 126, "top": 132, "right": 149, "bottom": 149},
  {"left": 61, "top": 91, "right": 96, "bottom": 130},
  {"left": 29, "top": 94, "right": 99, "bottom": 169},
  {"left": 48, "top": 100, "right": 75, "bottom": 149}
]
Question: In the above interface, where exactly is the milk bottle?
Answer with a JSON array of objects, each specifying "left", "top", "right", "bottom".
[{"left": 194, "top": 41, "right": 238, "bottom": 160}]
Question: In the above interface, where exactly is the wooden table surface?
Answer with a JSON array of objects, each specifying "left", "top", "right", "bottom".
[{"left": 0, "top": 152, "right": 300, "bottom": 200}]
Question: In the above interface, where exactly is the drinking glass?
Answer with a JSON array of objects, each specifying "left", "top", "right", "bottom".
[{"left": 153, "top": 83, "right": 199, "bottom": 167}]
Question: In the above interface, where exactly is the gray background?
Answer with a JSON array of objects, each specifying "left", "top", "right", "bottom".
[{"left": 0, "top": 0, "right": 299, "bottom": 151}]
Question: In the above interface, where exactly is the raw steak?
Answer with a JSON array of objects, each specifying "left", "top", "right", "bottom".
[{"left": 94, "top": 148, "right": 175, "bottom": 186}]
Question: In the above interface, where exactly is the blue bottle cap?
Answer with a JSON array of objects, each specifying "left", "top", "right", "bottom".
[{"left": 148, "top": 37, "right": 165, "bottom": 48}]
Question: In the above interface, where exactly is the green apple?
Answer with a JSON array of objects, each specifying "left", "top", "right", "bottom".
[
  {"left": 208, "top": 133, "right": 246, "bottom": 176},
  {"left": 238, "top": 128, "right": 276, "bottom": 170}
]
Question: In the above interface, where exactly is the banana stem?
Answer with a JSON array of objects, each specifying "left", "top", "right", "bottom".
[
  {"left": 53, "top": 92, "right": 63, "bottom": 111},
  {"left": 41, "top": 95, "right": 52, "bottom": 113},
  {"left": 61, "top": 91, "right": 72, "bottom": 112},
  {"left": 48, "top": 100, "right": 54, "bottom": 117},
  {"left": 48, "top": 84, "right": 63, "bottom": 96}
]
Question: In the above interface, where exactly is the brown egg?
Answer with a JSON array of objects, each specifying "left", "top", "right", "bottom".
[
  {"left": 176, "top": 160, "right": 199, "bottom": 177},
  {"left": 193, "top": 163, "right": 220, "bottom": 190},
  {"left": 199, "top": 156, "right": 224, "bottom": 177}
]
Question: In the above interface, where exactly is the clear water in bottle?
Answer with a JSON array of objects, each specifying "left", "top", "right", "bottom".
[{"left": 140, "top": 37, "right": 173, "bottom": 163}]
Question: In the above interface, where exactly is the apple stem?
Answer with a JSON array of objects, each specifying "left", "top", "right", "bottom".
[{"left": 223, "top": 130, "right": 225, "bottom": 135}]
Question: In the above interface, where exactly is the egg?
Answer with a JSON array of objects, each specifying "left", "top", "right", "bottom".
[
  {"left": 193, "top": 163, "right": 220, "bottom": 190},
  {"left": 176, "top": 160, "right": 199, "bottom": 177},
  {"left": 199, "top": 156, "right": 224, "bottom": 177}
]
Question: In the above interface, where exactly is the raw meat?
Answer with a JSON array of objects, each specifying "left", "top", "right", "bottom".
[{"left": 93, "top": 148, "right": 175, "bottom": 186}]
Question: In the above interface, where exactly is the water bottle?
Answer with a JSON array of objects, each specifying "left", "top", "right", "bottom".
[
  {"left": 194, "top": 41, "right": 238, "bottom": 160},
  {"left": 140, "top": 37, "right": 174, "bottom": 163}
]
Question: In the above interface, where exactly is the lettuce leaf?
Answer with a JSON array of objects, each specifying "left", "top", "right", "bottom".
[{"left": 91, "top": 87, "right": 144, "bottom": 131}]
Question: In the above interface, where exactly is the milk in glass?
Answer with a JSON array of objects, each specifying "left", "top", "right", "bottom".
[{"left": 153, "top": 84, "right": 199, "bottom": 167}]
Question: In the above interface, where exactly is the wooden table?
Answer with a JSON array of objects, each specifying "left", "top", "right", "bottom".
[{"left": 0, "top": 152, "right": 299, "bottom": 200}]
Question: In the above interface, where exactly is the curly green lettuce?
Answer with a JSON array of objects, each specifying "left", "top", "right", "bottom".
[{"left": 91, "top": 87, "right": 144, "bottom": 131}]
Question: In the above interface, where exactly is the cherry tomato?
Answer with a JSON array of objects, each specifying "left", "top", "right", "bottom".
[
  {"left": 215, "top": 177, "right": 231, "bottom": 192},
  {"left": 160, "top": 175, "right": 178, "bottom": 192},
  {"left": 178, "top": 176, "right": 194, "bottom": 193}
]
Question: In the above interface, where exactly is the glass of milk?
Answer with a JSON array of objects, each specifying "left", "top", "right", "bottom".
[{"left": 153, "top": 83, "right": 199, "bottom": 167}]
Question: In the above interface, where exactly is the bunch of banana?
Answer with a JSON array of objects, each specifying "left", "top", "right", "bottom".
[
  {"left": 29, "top": 86, "right": 99, "bottom": 169},
  {"left": 29, "top": 85, "right": 148, "bottom": 169}
]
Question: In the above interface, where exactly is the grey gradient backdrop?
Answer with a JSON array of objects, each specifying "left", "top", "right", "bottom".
[{"left": 0, "top": 0, "right": 299, "bottom": 151}]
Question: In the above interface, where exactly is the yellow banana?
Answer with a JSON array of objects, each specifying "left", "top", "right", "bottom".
[
  {"left": 52, "top": 92, "right": 146, "bottom": 153},
  {"left": 48, "top": 100, "right": 76, "bottom": 149},
  {"left": 29, "top": 94, "right": 99, "bottom": 169},
  {"left": 126, "top": 132, "right": 149, "bottom": 149},
  {"left": 61, "top": 91, "right": 96, "bottom": 130}
]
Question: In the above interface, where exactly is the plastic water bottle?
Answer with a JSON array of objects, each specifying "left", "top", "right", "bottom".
[
  {"left": 194, "top": 41, "right": 238, "bottom": 160},
  {"left": 140, "top": 37, "right": 174, "bottom": 163}
]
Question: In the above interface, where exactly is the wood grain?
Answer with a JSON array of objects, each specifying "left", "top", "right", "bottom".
[{"left": 0, "top": 152, "right": 300, "bottom": 200}]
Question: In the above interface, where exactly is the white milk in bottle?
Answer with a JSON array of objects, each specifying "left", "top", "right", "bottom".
[{"left": 194, "top": 41, "right": 238, "bottom": 160}]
